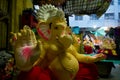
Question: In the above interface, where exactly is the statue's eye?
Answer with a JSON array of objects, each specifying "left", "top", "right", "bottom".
[
  {"left": 49, "top": 23, "right": 52, "bottom": 29},
  {"left": 54, "top": 26, "right": 58, "bottom": 29}
]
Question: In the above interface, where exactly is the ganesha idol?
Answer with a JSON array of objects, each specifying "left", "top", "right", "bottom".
[
  {"left": 97, "top": 37, "right": 117, "bottom": 59},
  {"left": 10, "top": 4, "right": 106, "bottom": 80}
]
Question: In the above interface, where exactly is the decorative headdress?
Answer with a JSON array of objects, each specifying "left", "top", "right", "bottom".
[
  {"left": 36, "top": 4, "right": 67, "bottom": 40},
  {"left": 36, "top": 4, "right": 66, "bottom": 23}
]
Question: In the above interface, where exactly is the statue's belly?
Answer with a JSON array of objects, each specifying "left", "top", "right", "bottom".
[
  {"left": 59, "top": 53, "right": 79, "bottom": 73},
  {"left": 49, "top": 53, "right": 79, "bottom": 80}
]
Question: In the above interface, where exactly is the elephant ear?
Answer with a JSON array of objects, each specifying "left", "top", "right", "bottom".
[
  {"left": 36, "top": 4, "right": 58, "bottom": 40},
  {"left": 37, "top": 22, "right": 51, "bottom": 40}
]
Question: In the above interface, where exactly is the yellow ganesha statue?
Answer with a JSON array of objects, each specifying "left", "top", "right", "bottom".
[{"left": 10, "top": 4, "right": 106, "bottom": 80}]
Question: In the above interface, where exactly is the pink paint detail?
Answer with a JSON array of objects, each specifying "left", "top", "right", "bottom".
[
  {"left": 22, "top": 46, "right": 33, "bottom": 60},
  {"left": 37, "top": 28, "right": 49, "bottom": 40},
  {"left": 77, "top": 38, "right": 80, "bottom": 43},
  {"left": 13, "top": 37, "right": 17, "bottom": 41},
  {"left": 47, "top": 29, "right": 50, "bottom": 34}
]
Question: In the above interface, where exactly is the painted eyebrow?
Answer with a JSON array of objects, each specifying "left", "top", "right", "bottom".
[{"left": 49, "top": 23, "right": 52, "bottom": 29}]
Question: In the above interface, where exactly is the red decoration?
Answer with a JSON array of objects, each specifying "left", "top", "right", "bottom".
[
  {"left": 84, "top": 45, "right": 93, "bottom": 54},
  {"left": 21, "top": 9, "right": 38, "bottom": 29},
  {"left": 17, "top": 66, "right": 52, "bottom": 80},
  {"left": 75, "top": 62, "right": 98, "bottom": 80}
]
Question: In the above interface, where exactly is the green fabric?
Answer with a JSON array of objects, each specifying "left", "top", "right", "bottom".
[
  {"left": 101, "top": 60, "right": 120, "bottom": 64},
  {"left": 85, "top": 54, "right": 120, "bottom": 64}
]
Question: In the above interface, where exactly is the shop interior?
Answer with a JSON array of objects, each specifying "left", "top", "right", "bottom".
[{"left": 0, "top": 0, "right": 120, "bottom": 80}]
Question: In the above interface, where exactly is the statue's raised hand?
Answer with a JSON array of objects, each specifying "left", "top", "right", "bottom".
[
  {"left": 11, "top": 25, "right": 37, "bottom": 47},
  {"left": 10, "top": 25, "right": 40, "bottom": 71}
]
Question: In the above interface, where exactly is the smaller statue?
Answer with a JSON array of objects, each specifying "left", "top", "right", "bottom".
[
  {"left": 83, "top": 38, "right": 95, "bottom": 54},
  {"left": 97, "top": 37, "right": 117, "bottom": 57}
]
